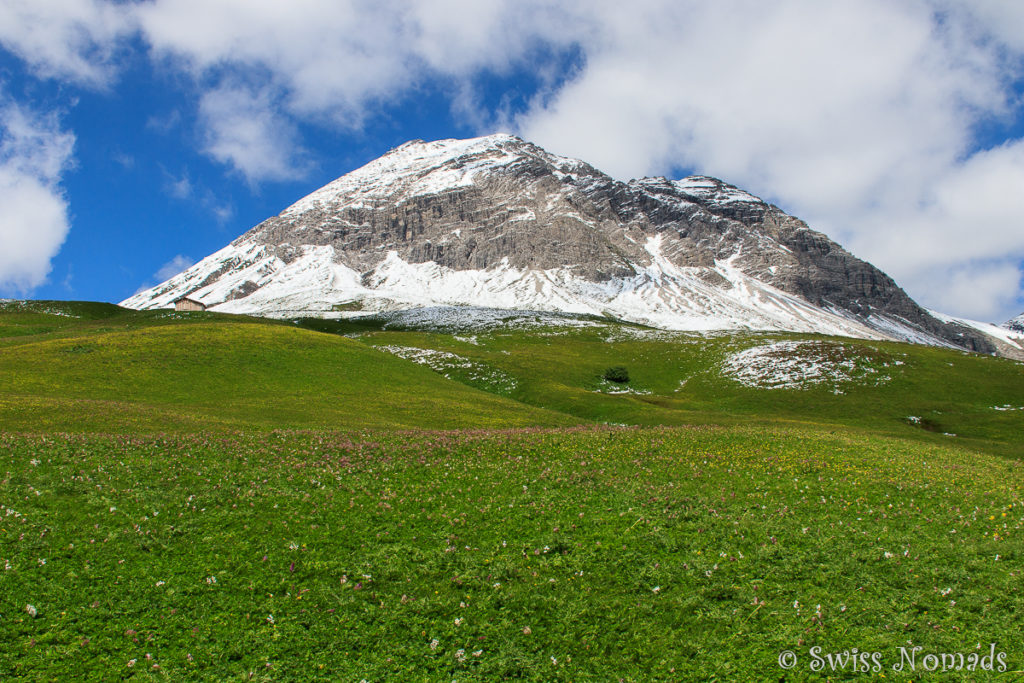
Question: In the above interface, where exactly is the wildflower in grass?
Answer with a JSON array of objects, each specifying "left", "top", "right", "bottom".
[
  {"left": 473, "top": 650, "right": 483, "bottom": 657},
  {"left": 551, "top": 656, "right": 558, "bottom": 665},
  {"left": 652, "top": 586, "right": 661, "bottom": 593},
  {"left": 454, "top": 617, "right": 464, "bottom": 626},
  {"left": 155, "top": 581, "right": 165, "bottom": 587},
  {"left": 127, "top": 659, "right": 136, "bottom": 668},
  {"left": 523, "top": 627, "right": 532, "bottom": 635},
  {"left": 205, "top": 576, "right": 217, "bottom": 584},
  {"left": 455, "top": 649, "right": 466, "bottom": 662},
  {"left": 25, "top": 604, "right": 37, "bottom": 618},
  {"left": 37, "top": 558, "right": 46, "bottom": 566},
  {"left": 429, "top": 638, "right": 439, "bottom": 651},
  {"left": 266, "top": 614, "right": 275, "bottom": 624},
  {"left": 29, "top": 459, "right": 39, "bottom": 466}
]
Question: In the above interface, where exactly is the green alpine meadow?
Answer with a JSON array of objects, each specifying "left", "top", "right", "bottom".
[{"left": 2, "top": 301, "right": 1023, "bottom": 680}]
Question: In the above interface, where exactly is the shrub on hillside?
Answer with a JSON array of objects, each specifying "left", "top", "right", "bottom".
[{"left": 603, "top": 366, "right": 630, "bottom": 383}]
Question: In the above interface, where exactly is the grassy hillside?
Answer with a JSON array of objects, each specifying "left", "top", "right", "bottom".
[
  {"left": 2, "top": 302, "right": 1022, "bottom": 459},
  {"left": 0, "top": 302, "right": 572, "bottom": 432},
  {"left": 2, "top": 301, "right": 1023, "bottom": 680},
  {"left": 349, "top": 322, "right": 1024, "bottom": 459},
  {"left": 2, "top": 426, "right": 1021, "bottom": 680}
]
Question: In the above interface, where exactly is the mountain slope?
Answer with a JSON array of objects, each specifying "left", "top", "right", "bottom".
[
  {"left": 1005, "top": 312, "right": 1024, "bottom": 334},
  {"left": 122, "top": 134, "right": 1010, "bottom": 356}
]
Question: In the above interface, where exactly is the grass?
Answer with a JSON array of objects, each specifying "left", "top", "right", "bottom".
[
  {"left": 2, "top": 426, "right": 1021, "bottom": 680},
  {"left": 2, "top": 301, "right": 1023, "bottom": 679},
  {"left": 0, "top": 305, "right": 571, "bottom": 432},
  {"left": 357, "top": 324, "right": 1024, "bottom": 459}
]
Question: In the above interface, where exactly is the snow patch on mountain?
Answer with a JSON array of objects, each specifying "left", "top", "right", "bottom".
[
  {"left": 376, "top": 345, "right": 517, "bottom": 393},
  {"left": 721, "top": 341, "right": 896, "bottom": 390},
  {"left": 281, "top": 134, "right": 581, "bottom": 216},
  {"left": 928, "top": 310, "right": 1024, "bottom": 352},
  {"left": 1004, "top": 313, "right": 1024, "bottom": 333},
  {"left": 123, "top": 235, "right": 890, "bottom": 338}
]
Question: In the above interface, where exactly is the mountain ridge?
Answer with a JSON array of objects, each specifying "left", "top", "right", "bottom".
[{"left": 122, "top": 134, "right": 1022, "bottom": 358}]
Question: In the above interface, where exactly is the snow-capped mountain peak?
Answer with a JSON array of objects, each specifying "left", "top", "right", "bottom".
[{"left": 122, "top": 136, "right": 1019, "bottom": 358}]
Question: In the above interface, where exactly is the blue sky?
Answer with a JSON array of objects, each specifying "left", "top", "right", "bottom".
[{"left": 1, "top": 0, "right": 1023, "bottom": 323}]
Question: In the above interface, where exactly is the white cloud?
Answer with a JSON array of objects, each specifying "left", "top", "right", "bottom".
[
  {"left": 198, "top": 83, "right": 309, "bottom": 184},
  {"left": 0, "top": 97, "right": 75, "bottom": 293},
  {"left": 0, "top": 0, "right": 132, "bottom": 87},
  {"left": 134, "top": 0, "right": 579, "bottom": 178},
  {"left": 154, "top": 254, "right": 195, "bottom": 281},
  {"left": 918, "top": 261, "right": 1021, "bottom": 322}
]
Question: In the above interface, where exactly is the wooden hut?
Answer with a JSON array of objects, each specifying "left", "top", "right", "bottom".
[{"left": 173, "top": 296, "right": 207, "bottom": 312}]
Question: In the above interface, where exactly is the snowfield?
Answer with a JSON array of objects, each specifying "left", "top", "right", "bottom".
[
  {"left": 375, "top": 345, "right": 517, "bottom": 393},
  {"left": 721, "top": 340, "right": 898, "bottom": 390}
]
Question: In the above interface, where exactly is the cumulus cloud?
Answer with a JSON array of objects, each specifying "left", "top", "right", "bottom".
[
  {"left": 0, "top": 0, "right": 132, "bottom": 86},
  {"left": 0, "top": 97, "right": 75, "bottom": 293},
  {"left": 198, "top": 83, "right": 310, "bottom": 184}
]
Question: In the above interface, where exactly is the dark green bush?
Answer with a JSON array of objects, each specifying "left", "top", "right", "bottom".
[{"left": 603, "top": 366, "right": 630, "bottom": 383}]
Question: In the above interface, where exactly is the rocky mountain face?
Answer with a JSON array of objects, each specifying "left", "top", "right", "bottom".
[
  {"left": 123, "top": 134, "right": 1012, "bottom": 356},
  {"left": 1006, "top": 314, "right": 1024, "bottom": 334}
]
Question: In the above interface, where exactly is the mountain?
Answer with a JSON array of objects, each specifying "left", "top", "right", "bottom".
[
  {"left": 1006, "top": 313, "right": 1024, "bottom": 334},
  {"left": 122, "top": 134, "right": 1014, "bottom": 356}
]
